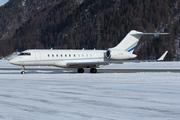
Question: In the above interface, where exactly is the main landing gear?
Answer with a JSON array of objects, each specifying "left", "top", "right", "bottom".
[
  {"left": 90, "top": 68, "right": 97, "bottom": 73},
  {"left": 77, "top": 68, "right": 84, "bottom": 73},
  {"left": 77, "top": 68, "right": 97, "bottom": 73},
  {"left": 21, "top": 66, "right": 25, "bottom": 74}
]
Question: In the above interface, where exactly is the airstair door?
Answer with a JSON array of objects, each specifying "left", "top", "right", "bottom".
[{"left": 35, "top": 51, "right": 41, "bottom": 64}]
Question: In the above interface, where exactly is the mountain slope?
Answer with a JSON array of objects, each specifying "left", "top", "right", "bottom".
[
  {"left": 0, "top": 0, "right": 180, "bottom": 60},
  {"left": 0, "top": 0, "right": 63, "bottom": 40}
]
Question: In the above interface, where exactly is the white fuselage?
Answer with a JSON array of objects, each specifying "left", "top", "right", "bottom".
[{"left": 9, "top": 49, "right": 136, "bottom": 68}]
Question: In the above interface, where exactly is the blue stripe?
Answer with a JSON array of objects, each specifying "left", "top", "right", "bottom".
[{"left": 128, "top": 46, "right": 136, "bottom": 52}]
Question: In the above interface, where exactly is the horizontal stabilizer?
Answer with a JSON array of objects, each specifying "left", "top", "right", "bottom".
[{"left": 131, "top": 33, "right": 170, "bottom": 35}]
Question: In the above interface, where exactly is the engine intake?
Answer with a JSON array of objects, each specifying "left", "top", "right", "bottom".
[{"left": 106, "top": 50, "right": 111, "bottom": 58}]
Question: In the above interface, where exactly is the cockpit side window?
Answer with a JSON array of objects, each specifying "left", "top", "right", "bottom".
[{"left": 18, "top": 53, "right": 31, "bottom": 56}]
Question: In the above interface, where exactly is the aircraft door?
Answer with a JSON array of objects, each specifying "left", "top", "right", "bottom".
[{"left": 35, "top": 51, "right": 41, "bottom": 64}]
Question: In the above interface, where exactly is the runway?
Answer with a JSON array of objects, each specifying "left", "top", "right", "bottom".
[{"left": 0, "top": 68, "right": 180, "bottom": 73}]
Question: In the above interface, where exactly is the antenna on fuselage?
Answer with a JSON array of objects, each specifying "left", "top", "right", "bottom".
[{"left": 51, "top": 48, "right": 53, "bottom": 50}]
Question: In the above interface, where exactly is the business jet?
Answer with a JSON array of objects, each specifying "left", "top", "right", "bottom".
[{"left": 9, "top": 30, "right": 169, "bottom": 74}]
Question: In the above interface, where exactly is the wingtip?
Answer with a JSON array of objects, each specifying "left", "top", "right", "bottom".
[{"left": 157, "top": 51, "right": 168, "bottom": 61}]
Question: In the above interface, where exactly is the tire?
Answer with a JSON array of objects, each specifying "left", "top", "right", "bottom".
[
  {"left": 77, "top": 68, "right": 84, "bottom": 73},
  {"left": 90, "top": 68, "right": 97, "bottom": 73},
  {"left": 21, "top": 71, "right": 25, "bottom": 74}
]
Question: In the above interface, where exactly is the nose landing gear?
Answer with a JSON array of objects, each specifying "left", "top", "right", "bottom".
[
  {"left": 21, "top": 71, "right": 25, "bottom": 74},
  {"left": 21, "top": 66, "right": 25, "bottom": 74}
]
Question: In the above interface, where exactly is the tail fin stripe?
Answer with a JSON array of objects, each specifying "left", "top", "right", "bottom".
[
  {"left": 125, "top": 41, "right": 138, "bottom": 52},
  {"left": 127, "top": 46, "right": 136, "bottom": 52}
]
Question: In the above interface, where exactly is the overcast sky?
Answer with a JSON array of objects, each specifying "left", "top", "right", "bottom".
[{"left": 0, "top": 0, "right": 9, "bottom": 6}]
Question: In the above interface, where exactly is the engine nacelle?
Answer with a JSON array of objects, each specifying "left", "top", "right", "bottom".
[{"left": 106, "top": 49, "right": 137, "bottom": 60}]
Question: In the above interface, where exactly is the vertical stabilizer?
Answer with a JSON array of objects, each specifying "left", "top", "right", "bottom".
[{"left": 110, "top": 30, "right": 169, "bottom": 53}]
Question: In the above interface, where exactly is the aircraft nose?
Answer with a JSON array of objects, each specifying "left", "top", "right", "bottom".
[
  {"left": 9, "top": 59, "right": 14, "bottom": 64},
  {"left": 9, "top": 59, "right": 18, "bottom": 65}
]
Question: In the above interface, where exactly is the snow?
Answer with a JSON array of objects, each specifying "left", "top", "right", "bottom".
[
  {"left": 0, "top": 60, "right": 180, "bottom": 120},
  {"left": 0, "top": 0, "right": 9, "bottom": 7},
  {"left": 103, "top": 61, "right": 180, "bottom": 69},
  {"left": 22, "top": 0, "right": 26, "bottom": 6}
]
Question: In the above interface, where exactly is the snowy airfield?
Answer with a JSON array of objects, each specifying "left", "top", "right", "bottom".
[{"left": 0, "top": 60, "right": 180, "bottom": 120}]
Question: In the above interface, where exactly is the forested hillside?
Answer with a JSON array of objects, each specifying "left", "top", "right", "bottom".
[
  {"left": 0, "top": 0, "right": 180, "bottom": 60},
  {"left": 0, "top": 0, "right": 63, "bottom": 40}
]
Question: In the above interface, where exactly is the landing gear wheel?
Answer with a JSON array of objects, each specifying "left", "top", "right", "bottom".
[
  {"left": 77, "top": 68, "right": 84, "bottom": 73},
  {"left": 21, "top": 71, "right": 25, "bottom": 74},
  {"left": 90, "top": 68, "right": 97, "bottom": 73}
]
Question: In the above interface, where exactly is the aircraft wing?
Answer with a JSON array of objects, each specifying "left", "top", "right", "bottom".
[
  {"left": 66, "top": 61, "right": 110, "bottom": 68},
  {"left": 66, "top": 51, "right": 168, "bottom": 68}
]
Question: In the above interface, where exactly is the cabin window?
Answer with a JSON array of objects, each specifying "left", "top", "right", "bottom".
[
  {"left": 18, "top": 53, "right": 31, "bottom": 56},
  {"left": 74, "top": 54, "right": 76, "bottom": 57},
  {"left": 69, "top": 54, "right": 71, "bottom": 57},
  {"left": 78, "top": 54, "right": 80, "bottom": 57},
  {"left": 82, "top": 54, "right": 84, "bottom": 57},
  {"left": 61, "top": 54, "right": 63, "bottom": 57},
  {"left": 52, "top": 54, "right": 54, "bottom": 57},
  {"left": 56, "top": 54, "right": 58, "bottom": 57},
  {"left": 86, "top": 54, "right": 88, "bottom": 57},
  {"left": 65, "top": 54, "right": 67, "bottom": 57},
  {"left": 48, "top": 54, "right": 50, "bottom": 57},
  {"left": 90, "top": 54, "right": 92, "bottom": 57}
]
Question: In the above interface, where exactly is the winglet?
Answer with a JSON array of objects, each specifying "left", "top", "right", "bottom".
[{"left": 157, "top": 51, "right": 168, "bottom": 61}]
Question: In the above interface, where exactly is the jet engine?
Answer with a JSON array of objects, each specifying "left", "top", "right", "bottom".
[{"left": 106, "top": 49, "right": 137, "bottom": 60}]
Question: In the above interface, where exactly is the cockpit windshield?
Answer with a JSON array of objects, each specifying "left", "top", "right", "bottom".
[{"left": 18, "top": 53, "right": 31, "bottom": 56}]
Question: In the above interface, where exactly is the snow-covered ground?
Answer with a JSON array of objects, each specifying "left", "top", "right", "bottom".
[
  {"left": 103, "top": 61, "right": 180, "bottom": 69},
  {"left": 1, "top": 59, "right": 180, "bottom": 69},
  {"left": 0, "top": 60, "right": 180, "bottom": 120}
]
